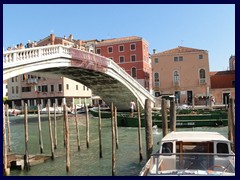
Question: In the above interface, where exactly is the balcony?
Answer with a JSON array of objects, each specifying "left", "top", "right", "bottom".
[
  {"left": 173, "top": 80, "right": 180, "bottom": 87},
  {"left": 27, "top": 78, "right": 38, "bottom": 84},
  {"left": 199, "top": 78, "right": 206, "bottom": 84}
]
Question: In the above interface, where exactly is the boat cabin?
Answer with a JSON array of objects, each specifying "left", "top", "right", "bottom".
[{"left": 140, "top": 131, "right": 235, "bottom": 176}]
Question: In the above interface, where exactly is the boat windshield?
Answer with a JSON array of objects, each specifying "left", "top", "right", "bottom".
[{"left": 149, "top": 153, "right": 235, "bottom": 175}]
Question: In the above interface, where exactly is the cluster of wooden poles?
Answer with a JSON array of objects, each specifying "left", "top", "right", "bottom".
[
  {"left": 3, "top": 99, "right": 145, "bottom": 176},
  {"left": 3, "top": 97, "right": 235, "bottom": 176}
]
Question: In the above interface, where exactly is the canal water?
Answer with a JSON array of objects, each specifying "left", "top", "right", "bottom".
[{"left": 7, "top": 114, "right": 228, "bottom": 176}]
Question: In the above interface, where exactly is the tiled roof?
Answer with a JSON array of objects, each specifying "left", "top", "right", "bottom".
[
  {"left": 210, "top": 70, "right": 235, "bottom": 89},
  {"left": 98, "top": 36, "right": 142, "bottom": 44},
  {"left": 154, "top": 46, "right": 207, "bottom": 55}
]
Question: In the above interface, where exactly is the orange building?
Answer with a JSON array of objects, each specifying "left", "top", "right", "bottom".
[
  {"left": 95, "top": 36, "right": 152, "bottom": 92},
  {"left": 152, "top": 46, "right": 211, "bottom": 105}
]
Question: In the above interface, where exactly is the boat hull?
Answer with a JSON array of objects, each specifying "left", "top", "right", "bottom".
[{"left": 89, "top": 109, "right": 228, "bottom": 128}]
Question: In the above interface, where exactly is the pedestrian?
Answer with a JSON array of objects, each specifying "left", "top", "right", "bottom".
[{"left": 129, "top": 100, "right": 136, "bottom": 117}]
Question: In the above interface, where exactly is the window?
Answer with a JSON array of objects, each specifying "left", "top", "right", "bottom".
[
  {"left": 130, "top": 43, "right": 136, "bottom": 51},
  {"left": 199, "top": 55, "right": 203, "bottom": 59},
  {"left": 96, "top": 48, "right": 101, "bottom": 54},
  {"left": 232, "top": 80, "right": 235, "bottom": 87},
  {"left": 161, "top": 142, "right": 173, "bottom": 154},
  {"left": 50, "top": 85, "right": 54, "bottom": 92},
  {"left": 108, "top": 46, "right": 113, "bottom": 53},
  {"left": 83, "top": 86, "right": 86, "bottom": 91},
  {"left": 58, "top": 84, "right": 62, "bottom": 92},
  {"left": 217, "top": 143, "right": 229, "bottom": 154},
  {"left": 66, "top": 84, "right": 69, "bottom": 90},
  {"left": 42, "top": 85, "right": 48, "bottom": 92},
  {"left": 12, "top": 87, "right": 14, "bottom": 94},
  {"left": 76, "top": 85, "right": 78, "bottom": 90},
  {"left": 173, "top": 71, "right": 180, "bottom": 86},
  {"left": 16, "top": 86, "right": 19, "bottom": 94},
  {"left": 119, "top": 56, "right": 125, "bottom": 63},
  {"left": 174, "top": 56, "right": 184, "bottom": 62},
  {"left": 12, "top": 77, "right": 14, "bottom": 82},
  {"left": 132, "top": 67, "right": 137, "bottom": 78},
  {"left": 154, "top": 58, "right": 158, "bottom": 63},
  {"left": 154, "top": 73, "right": 160, "bottom": 87},
  {"left": 38, "top": 86, "right": 41, "bottom": 92},
  {"left": 22, "top": 74, "right": 26, "bottom": 81},
  {"left": 119, "top": 45, "right": 124, "bottom": 52},
  {"left": 199, "top": 69, "right": 206, "bottom": 84},
  {"left": 22, "top": 87, "right": 31, "bottom": 92},
  {"left": 130, "top": 55, "right": 136, "bottom": 62}
]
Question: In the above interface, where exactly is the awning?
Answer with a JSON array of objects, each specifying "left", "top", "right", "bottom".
[{"left": 92, "top": 96, "right": 101, "bottom": 100}]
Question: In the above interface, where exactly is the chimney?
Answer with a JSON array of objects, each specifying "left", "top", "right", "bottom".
[
  {"left": 69, "top": 34, "right": 73, "bottom": 41},
  {"left": 50, "top": 34, "right": 55, "bottom": 45}
]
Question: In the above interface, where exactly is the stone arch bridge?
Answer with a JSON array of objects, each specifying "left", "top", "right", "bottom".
[{"left": 3, "top": 45, "right": 155, "bottom": 111}]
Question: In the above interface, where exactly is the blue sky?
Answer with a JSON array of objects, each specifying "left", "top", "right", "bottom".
[{"left": 3, "top": 4, "right": 235, "bottom": 71}]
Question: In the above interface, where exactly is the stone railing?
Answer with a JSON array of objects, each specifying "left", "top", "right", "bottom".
[
  {"left": 3, "top": 45, "right": 155, "bottom": 103},
  {"left": 3, "top": 45, "right": 71, "bottom": 69}
]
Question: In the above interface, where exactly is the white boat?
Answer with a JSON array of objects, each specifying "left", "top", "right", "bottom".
[
  {"left": 40, "top": 107, "right": 66, "bottom": 114},
  {"left": 139, "top": 131, "right": 235, "bottom": 176}
]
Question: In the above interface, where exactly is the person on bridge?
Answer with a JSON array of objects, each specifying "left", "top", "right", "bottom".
[{"left": 129, "top": 100, "right": 136, "bottom": 117}]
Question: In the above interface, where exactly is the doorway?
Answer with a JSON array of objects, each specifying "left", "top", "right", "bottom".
[
  {"left": 223, "top": 92, "right": 230, "bottom": 105},
  {"left": 187, "top": 91, "right": 192, "bottom": 105}
]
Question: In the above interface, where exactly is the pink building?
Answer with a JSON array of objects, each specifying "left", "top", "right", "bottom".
[{"left": 151, "top": 46, "right": 211, "bottom": 105}]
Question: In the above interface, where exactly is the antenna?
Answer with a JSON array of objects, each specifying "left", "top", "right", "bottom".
[{"left": 181, "top": 40, "right": 184, "bottom": 45}]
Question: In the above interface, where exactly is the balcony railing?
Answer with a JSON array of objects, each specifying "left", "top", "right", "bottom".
[
  {"left": 173, "top": 80, "right": 180, "bottom": 86},
  {"left": 199, "top": 78, "right": 206, "bottom": 84},
  {"left": 27, "top": 78, "right": 38, "bottom": 84}
]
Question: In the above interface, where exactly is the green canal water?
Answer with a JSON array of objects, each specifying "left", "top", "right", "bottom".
[{"left": 7, "top": 114, "right": 228, "bottom": 176}]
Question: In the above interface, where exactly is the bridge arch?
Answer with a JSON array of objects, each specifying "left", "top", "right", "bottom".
[{"left": 3, "top": 45, "right": 155, "bottom": 110}]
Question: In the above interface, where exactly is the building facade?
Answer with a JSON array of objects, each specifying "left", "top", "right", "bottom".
[
  {"left": 151, "top": 46, "right": 211, "bottom": 105},
  {"left": 7, "top": 74, "right": 92, "bottom": 109},
  {"left": 95, "top": 36, "right": 152, "bottom": 93},
  {"left": 210, "top": 70, "right": 235, "bottom": 105}
]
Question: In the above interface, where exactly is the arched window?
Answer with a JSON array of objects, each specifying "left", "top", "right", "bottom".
[
  {"left": 173, "top": 71, "right": 179, "bottom": 82},
  {"left": 154, "top": 72, "right": 159, "bottom": 87},
  {"left": 132, "top": 67, "right": 137, "bottom": 78},
  {"left": 199, "top": 69, "right": 206, "bottom": 84},
  {"left": 199, "top": 69, "right": 206, "bottom": 79}
]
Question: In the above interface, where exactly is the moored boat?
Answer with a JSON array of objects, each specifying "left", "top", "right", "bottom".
[
  {"left": 139, "top": 131, "right": 235, "bottom": 176},
  {"left": 89, "top": 108, "right": 228, "bottom": 128}
]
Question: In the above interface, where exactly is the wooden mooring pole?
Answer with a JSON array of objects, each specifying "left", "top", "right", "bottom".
[
  {"left": 6, "top": 104, "right": 12, "bottom": 152},
  {"left": 64, "top": 104, "right": 70, "bottom": 172},
  {"left": 24, "top": 103, "right": 30, "bottom": 170},
  {"left": 98, "top": 104, "right": 103, "bottom": 158},
  {"left": 111, "top": 102, "right": 116, "bottom": 176},
  {"left": 137, "top": 100, "right": 143, "bottom": 161},
  {"left": 37, "top": 104, "right": 44, "bottom": 153},
  {"left": 228, "top": 98, "right": 235, "bottom": 152},
  {"left": 85, "top": 103, "right": 90, "bottom": 148},
  {"left": 47, "top": 103, "right": 54, "bottom": 160},
  {"left": 63, "top": 103, "right": 67, "bottom": 147},
  {"left": 145, "top": 99, "right": 153, "bottom": 161},
  {"left": 3, "top": 105, "right": 10, "bottom": 175},
  {"left": 161, "top": 99, "right": 168, "bottom": 137},
  {"left": 75, "top": 104, "right": 81, "bottom": 151},
  {"left": 54, "top": 103, "right": 57, "bottom": 149},
  {"left": 114, "top": 106, "right": 119, "bottom": 149},
  {"left": 170, "top": 98, "right": 176, "bottom": 132}
]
